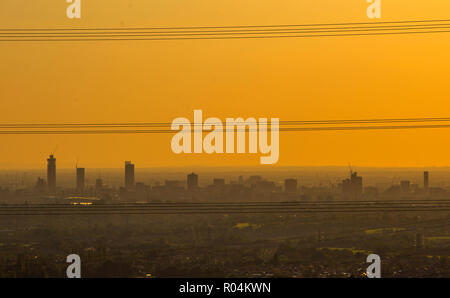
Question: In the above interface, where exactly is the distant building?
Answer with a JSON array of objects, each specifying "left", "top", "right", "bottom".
[
  {"left": 364, "top": 186, "right": 378, "bottom": 198},
  {"left": 125, "top": 161, "right": 135, "bottom": 189},
  {"left": 429, "top": 187, "right": 446, "bottom": 197},
  {"left": 384, "top": 185, "right": 402, "bottom": 196},
  {"left": 246, "top": 175, "right": 262, "bottom": 186},
  {"left": 342, "top": 171, "right": 363, "bottom": 199},
  {"left": 187, "top": 172, "right": 199, "bottom": 191},
  {"left": 47, "top": 154, "right": 56, "bottom": 193},
  {"left": 424, "top": 171, "right": 429, "bottom": 190},
  {"left": 165, "top": 180, "right": 182, "bottom": 189},
  {"left": 95, "top": 178, "right": 103, "bottom": 192},
  {"left": 250, "top": 180, "right": 277, "bottom": 200},
  {"left": 76, "top": 167, "right": 85, "bottom": 193},
  {"left": 35, "top": 177, "right": 46, "bottom": 193},
  {"left": 284, "top": 179, "right": 298, "bottom": 193},
  {"left": 400, "top": 180, "right": 410, "bottom": 194},
  {"left": 136, "top": 182, "right": 149, "bottom": 197},
  {"left": 213, "top": 178, "right": 225, "bottom": 186}
]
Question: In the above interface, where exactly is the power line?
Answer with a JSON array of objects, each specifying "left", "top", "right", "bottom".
[
  {"left": 2, "top": 29, "right": 450, "bottom": 41},
  {"left": 1, "top": 208, "right": 450, "bottom": 216},
  {"left": 2, "top": 18, "right": 450, "bottom": 31},
  {"left": 1, "top": 117, "right": 450, "bottom": 129},
  {"left": 3, "top": 24, "right": 450, "bottom": 37},
  {"left": 4, "top": 199, "right": 449, "bottom": 206},
  {"left": 1, "top": 124, "right": 450, "bottom": 134},
  {"left": 2, "top": 23, "right": 450, "bottom": 36},
  {"left": 2, "top": 117, "right": 450, "bottom": 127},
  {"left": 1, "top": 201, "right": 450, "bottom": 215},
  {"left": 3, "top": 204, "right": 449, "bottom": 211},
  {"left": 2, "top": 19, "right": 450, "bottom": 41}
]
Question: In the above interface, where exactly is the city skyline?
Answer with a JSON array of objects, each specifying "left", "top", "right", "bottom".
[{"left": 1, "top": 153, "right": 441, "bottom": 194}]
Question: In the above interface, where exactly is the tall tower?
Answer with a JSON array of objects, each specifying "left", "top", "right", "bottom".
[
  {"left": 76, "top": 167, "right": 85, "bottom": 193},
  {"left": 125, "top": 161, "right": 135, "bottom": 189},
  {"left": 424, "top": 171, "right": 429, "bottom": 190},
  {"left": 47, "top": 154, "right": 56, "bottom": 193},
  {"left": 187, "top": 172, "right": 199, "bottom": 191}
]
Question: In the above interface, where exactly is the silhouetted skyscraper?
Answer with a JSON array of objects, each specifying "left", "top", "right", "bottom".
[
  {"left": 424, "top": 171, "right": 429, "bottom": 190},
  {"left": 47, "top": 154, "right": 56, "bottom": 193},
  {"left": 125, "top": 161, "right": 135, "bottom": 189},
  {"left": 76, "top": 167, "right": 85, "bottom": 193},
  {"left": 187, "top": 172, "right": 198, "bottom": 191},
  {"left": 284, "top": 178, "right": 298, "bottom": 193},
  {"left": 342, "top": 171, "right": 363, "bottom": 199}
]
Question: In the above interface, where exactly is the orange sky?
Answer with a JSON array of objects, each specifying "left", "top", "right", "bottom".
[{"left": 1, "top": 0, "right": 450, "bottom": 169}]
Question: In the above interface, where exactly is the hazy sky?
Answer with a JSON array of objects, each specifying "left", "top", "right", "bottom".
[{"left": 1, "top": 0, "right": 450, "bottom": 168}]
